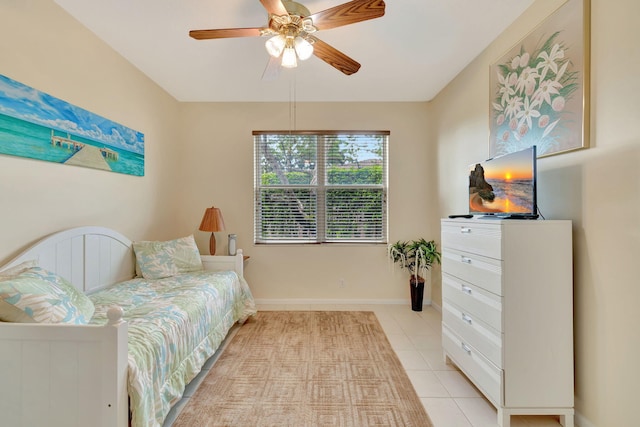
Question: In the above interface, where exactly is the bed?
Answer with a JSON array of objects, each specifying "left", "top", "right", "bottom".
[{"left": 0, "top": 226, "right": 256, "bottom": 427}]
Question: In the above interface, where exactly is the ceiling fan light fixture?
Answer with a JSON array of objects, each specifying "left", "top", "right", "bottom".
[
  {"left": 191, "top": 0, "right": 386, "bottom": 76},
  {"left": 265, "top": 35, "right": 286, "bottom": 57},
  {"left": 281, "top": 46, "right": 298, "bottom": 68},
  {"left": 294, "top": 36, "right": 313, "bottom": 60}
]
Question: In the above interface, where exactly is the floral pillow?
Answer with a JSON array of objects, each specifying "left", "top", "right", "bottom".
[
  {"left": 0, "top": 267, "right": 95, "bottom": 324},
  {"left": 132, "top": 235, "right": 203, "bottom": 280},
  {"left": 0, "top": 259, "right": 38, "bottom": 279}
]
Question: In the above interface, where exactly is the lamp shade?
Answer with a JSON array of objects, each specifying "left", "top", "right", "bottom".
[{"left": 199, "top": 207, "right": 225, "bottom": 232}]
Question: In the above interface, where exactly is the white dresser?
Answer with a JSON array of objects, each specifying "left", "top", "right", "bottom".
[{"left": 441, "top": 218, "right": 574, "bottom": 427}]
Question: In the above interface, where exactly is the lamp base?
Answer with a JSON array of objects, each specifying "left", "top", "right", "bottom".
[{"left": 209, "top": 233, "right": 217, "bottom": 255}]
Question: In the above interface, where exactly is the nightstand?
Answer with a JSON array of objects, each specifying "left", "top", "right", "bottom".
[{"left": 200, "top": 250, "right": 248, "bottom": 277}]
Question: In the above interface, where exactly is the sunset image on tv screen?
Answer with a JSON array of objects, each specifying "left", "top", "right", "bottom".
[{"left": 468, "top": 148, "right": 535, "bottom": 214}]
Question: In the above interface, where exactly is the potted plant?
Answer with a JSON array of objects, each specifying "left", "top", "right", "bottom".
[{"left": 388, "top": 238, "right": 441, "bottom": 311}]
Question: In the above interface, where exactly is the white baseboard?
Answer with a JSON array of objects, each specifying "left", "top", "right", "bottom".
[
  {"left": 575, "top": 411, "right": 596, "bottom": 427},
  {"left": 431, "top": 300, "right": 442, "bottom": 313},
  {"left": 254, "top": 298, "right": 433, "bottom": 307}
]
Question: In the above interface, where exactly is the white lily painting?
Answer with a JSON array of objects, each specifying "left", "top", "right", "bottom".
[{"left": 489, "top": 0, "right": 589, "bottom": 157}]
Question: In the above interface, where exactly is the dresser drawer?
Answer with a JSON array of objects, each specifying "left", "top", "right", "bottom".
[
  {"left": 442, "top": 273, "right": 502, "bottom": 332},
  {"left": 443, "top": 301, "right": 502, "bottom": 367},
  {"left": 442, "top": 248, "right": 503, "bottom": 296},
  {"left": 443, "top": 325, "right": 502, "bottom": 406},
  {"left": 441, "top": 220, "right": 502, "bottom": 259}
]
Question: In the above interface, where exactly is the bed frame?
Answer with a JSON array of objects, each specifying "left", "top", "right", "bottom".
[{"left": 0, "top": 226, "right": 245, "bottom": 427}]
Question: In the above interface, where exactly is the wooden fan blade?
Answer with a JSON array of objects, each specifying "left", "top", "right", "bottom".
[
  {"left": 309, "top": 36, "right": 361, "bottom": 75},
  {"left": 308, "top": 0, "right": 385, "bottom": 31},
  {"left": 260, "top": 0, "right": 288, "bottom": 16},
  {"left": 189, "top": 28, "right": 263, "bottom": 40}
]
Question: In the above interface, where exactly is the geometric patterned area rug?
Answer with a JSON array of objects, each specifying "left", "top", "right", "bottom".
[{"left": 173, "top": 311, "right": 433, "bottom": 427}]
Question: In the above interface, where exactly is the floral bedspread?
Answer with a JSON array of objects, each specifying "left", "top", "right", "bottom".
[{"left": 89, "top": 270, "right": 256, "bottom": 427}]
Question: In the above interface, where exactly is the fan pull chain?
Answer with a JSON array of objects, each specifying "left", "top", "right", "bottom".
[{"left": 288, "top": 75, "right": 297, "bottom": 134}]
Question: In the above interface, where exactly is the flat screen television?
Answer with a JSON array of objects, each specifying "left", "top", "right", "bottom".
[{"left": 468, "top": 146, "right": 538, "bottom": 219}]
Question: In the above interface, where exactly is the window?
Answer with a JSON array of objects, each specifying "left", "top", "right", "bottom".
[{"left": 254, "top": 131, "right": 389, "bottom": 244}]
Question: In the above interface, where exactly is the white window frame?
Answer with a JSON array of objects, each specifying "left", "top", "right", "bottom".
[{"left": 253, "top": 130, "right": 389, "bottom": 244}]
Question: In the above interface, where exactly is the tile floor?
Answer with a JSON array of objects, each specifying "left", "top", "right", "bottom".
[{"left": 165, "top": 303, "right": 567, "bottom": 427}]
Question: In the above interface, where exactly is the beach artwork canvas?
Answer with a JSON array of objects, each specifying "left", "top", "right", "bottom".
[{"left": 0, "top": 74, "right": 144, "bottom": 176}]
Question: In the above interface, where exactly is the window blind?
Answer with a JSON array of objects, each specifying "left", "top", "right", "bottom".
[{"left": 254, "top": 131, "right": 389, "bottom": 244}]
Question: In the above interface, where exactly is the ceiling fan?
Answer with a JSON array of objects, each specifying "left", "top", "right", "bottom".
[{"left": 189, "top": 0, "right": 386, "bottom": 76}]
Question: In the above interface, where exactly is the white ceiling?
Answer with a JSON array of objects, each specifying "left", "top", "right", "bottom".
[{"left": 53, "top": 0, "right": 534, "bottom": 102}]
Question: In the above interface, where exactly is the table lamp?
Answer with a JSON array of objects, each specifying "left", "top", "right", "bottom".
[{"left": 198, "top": 206, "right": 225, "bottom": 255}]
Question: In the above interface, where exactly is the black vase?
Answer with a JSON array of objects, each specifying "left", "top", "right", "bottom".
[{"left": 410, "top": 278, "right": 425, "bottom": 312}]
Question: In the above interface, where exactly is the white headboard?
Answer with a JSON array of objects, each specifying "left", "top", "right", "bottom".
[{"left": 2, "top": 226, "right": 135, "bottom": 293}]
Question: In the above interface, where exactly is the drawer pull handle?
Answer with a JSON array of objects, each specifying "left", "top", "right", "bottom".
[
  {"left": 461, "top": 285, "right": 472, "bottom": 295},
  {"left": 461, "top": 342, "right": 472, "bottom": 355},
  {"left": 461, "top": 256, "right": 472, "bottom": 264},
  {"left": 462, "top": 313, "right": 473, "bottom": 325},
  {"left": 460, "top": 227, "right": 471, "bottom": 234}
]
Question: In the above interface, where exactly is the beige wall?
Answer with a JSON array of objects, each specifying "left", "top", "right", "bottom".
[
  {"left": 0, "top": 0, "right": 184, "bottom": 263},
  {"left": 176, "top": 102, "right": 440, "bottom": 302},
  {"left": 431, "top": 0, "right": 640, "bottom": 426}
]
